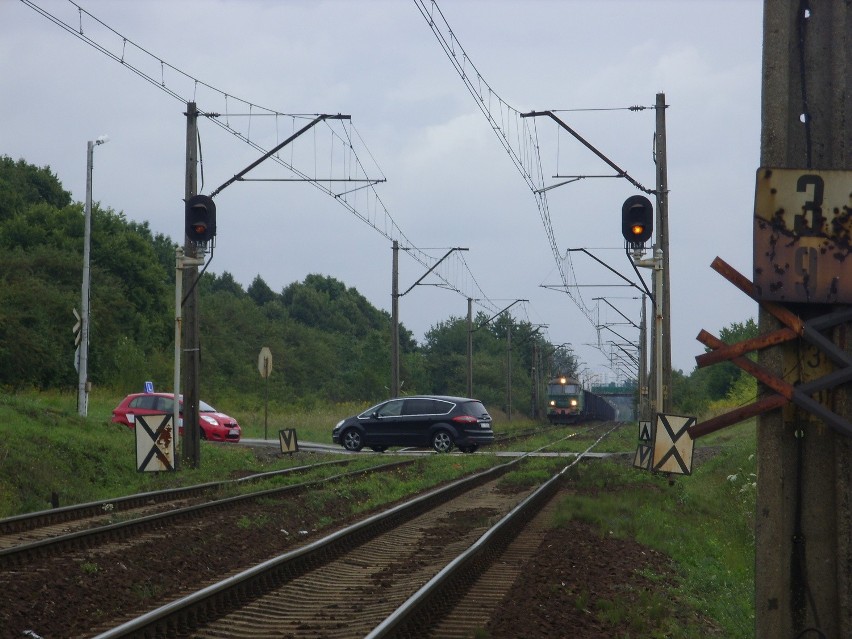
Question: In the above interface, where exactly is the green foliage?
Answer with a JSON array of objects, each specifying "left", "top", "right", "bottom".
[
  {"left": 673, "top": 318, "right": 759, "bottom": 418},
  {"left": 0, "top": 156, "right": 577, "bottom": 419},
  {"left": 0, "top": 156, "right": 71, "bottom": 221}
]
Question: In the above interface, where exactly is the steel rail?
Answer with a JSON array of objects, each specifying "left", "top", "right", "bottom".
[
  {"left": 90, "top": 426, "right": 621, "bottom": 638},
  {"left": 90, "top": 457, "right": 524, "bottom": 639},
  {"left": 366, "top": 422, "right": 623, "bottom": 638},
  {"left": 0, "top": 458, "right": 353, "bottom": 536},
  {"left": 0, "top": 460, "right": 412, "bottom": 568}
]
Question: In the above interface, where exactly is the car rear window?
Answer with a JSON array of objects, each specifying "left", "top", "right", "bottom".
[
  {"left": 459, "top": 401, "right": 490, "bottom": 419},
  {"left": 130, "top": 395, "right": 159, "bottom": 410}
]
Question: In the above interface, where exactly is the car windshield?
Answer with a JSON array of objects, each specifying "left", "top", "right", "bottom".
[
  {"left": 198, "top": 400, "right": 216, "bottom": 412},
  {"left": 358, "top": 402, "right": 383, "bottom": 419}
]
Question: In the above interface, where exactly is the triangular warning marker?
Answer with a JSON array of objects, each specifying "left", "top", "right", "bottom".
[
  {"left": 279, "top": 428, "right": 299, "bottom": 453},
  {"left": 633, "top": 443, "right": 652, "bottom": 470},
  {"left": 638, "top": 420, "right": 652, "bottom": 442}
]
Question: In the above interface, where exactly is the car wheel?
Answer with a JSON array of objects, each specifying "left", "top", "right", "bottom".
[
  {"left": 370, "top": 446, "right": 387, "bottom": 452},
  {"left": 342, "top": 428, "right": 364, "bottom": 452},
  {"left": 432, "top": 430, "right": 453, "bottom": 453}
]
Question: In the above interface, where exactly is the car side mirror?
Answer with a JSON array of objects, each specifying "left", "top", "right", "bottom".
[{"left": 372, "top": 411, "right": 380, "bottom": 419}]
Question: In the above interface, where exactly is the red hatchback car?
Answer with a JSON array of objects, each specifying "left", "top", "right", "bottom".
[{"left": 111, "top": 393, "right": 242, "bottom": 442}]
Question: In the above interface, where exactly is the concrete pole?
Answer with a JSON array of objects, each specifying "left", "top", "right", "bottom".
[
  {"left": 654, "top": 92, "right": 672, "bottom": 413},
  {"left": 653, "top": 250, "right": 663, "bottom": 418},
  {"left": 182, "top": 102, "right": 201, "bottom": 467},
  {"left": 506, "top": 324, "right": 512, "bottom": 421},
  {"left": 78, "top": 136, "right": 108, "bottom": 417},
  {"left": 466, "top": 297, "right": 473, "bottom": 397},
  {"left": 78, "top": 141, "right": 95, "bottom": 417},
  {"left": 173, "top": 248, "right": 183, "bottom": 458},
  {"left": 391, "top": 240, "right": 400, "bottom": 397},
  {"left": 639, "top": 293, "right": 648, "bottom": 420},
  {"left": 756, "top": 2, "right": 851, "bottom": 637}
]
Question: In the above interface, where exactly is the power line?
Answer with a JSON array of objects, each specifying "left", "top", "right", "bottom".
[
  {"left": 20, "top": 0, "right": 501, "bottom": 311},
  {"left": 412, "top": 0, "right": 595, "bottom": 325}
]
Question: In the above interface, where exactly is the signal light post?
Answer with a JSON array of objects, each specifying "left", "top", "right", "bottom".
[
  {"left": 622, "top": 195, "right": 662, "bottom": 419},
  {"left": 622, "top": 195, "right": 654, "bottom": 248},
  {"left": 185, "top": 194, "right": 217, "bottom": 244}
]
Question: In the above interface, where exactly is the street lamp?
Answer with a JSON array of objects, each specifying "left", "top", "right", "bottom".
[{"left": 78, "top": 135, "right": 109, "bottom": 417}]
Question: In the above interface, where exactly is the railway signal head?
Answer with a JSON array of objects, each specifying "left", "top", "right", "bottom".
[
  {"left": 185, "top": 194, "right": 217, "bottom": 244},
  {"left": 621, "top": 195, "right": 653, "bottom": 248}
]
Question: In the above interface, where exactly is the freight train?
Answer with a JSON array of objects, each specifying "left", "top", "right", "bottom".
[{"left": 546, "top": 375, "right": 617, "bottom": 424}]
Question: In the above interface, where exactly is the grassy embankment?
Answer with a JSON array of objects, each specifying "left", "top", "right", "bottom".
[{"left": 0, "top": 389, "right": 755, "bottom": 637}]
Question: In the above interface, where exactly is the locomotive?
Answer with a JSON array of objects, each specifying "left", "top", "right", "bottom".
[{"left": 546, "top": 375, "right": 616, "bottom": 424}]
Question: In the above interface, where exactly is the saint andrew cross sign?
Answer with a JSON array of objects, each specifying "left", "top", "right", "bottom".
[
  {"left": 634, "top": 415, "right": 696, "bottom": 475},
  {"left": 689, "top": 256, "right": 852, "bottom": 441}
]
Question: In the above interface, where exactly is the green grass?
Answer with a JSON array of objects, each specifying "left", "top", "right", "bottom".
[{"left": 553, "top": 422, "right": 757, "bottom": 638}]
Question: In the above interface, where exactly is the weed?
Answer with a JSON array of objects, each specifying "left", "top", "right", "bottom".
[
  {"left": 236, "top": 514, "right": 271, "bottom": 529},
  {"left": 131, "top": 579, "right": 164, "bottom": 601}
]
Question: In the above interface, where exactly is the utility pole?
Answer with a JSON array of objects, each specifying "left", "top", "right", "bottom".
[
  {"left": 391, "top": 240, "right": 400, "bottom": 397},
  {"left": 506, "top": 323, "right": 512, "bottom": 420},
  {"left": 530, "top": 342, "right": 539, "bottom": 419},
  {"left": 639, "top": 293, "right": 649, "bottom": 420},
  {"left": 390, "top": 245, "right": 468, "bottom": 396},
  {"left": 756, "top": 2, "right": 851, "bottom": 637},
  {"left": 654, "top": 92, "right": 672, "bottom": 413},
  {"left": 467, "top": 297, "right": 473, "bottom": 396},
  {"left": 182, "top": 102, "right": 201, "bottom": 468}
]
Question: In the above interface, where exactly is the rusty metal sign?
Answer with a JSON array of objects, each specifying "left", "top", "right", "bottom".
[
  {"left": 258, "top": 346, "right": 273, "bottom": 378},
  {"left": 754, "top": 168, "right": 852, "bottom": 303},
  {"left": 135, "top": 414, "right": 176, "bottom": 472},
  {"left": 690, "top": 257, "right": 852, "bottom": 440}
]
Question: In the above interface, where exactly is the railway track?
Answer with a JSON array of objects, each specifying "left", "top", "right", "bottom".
[
  {"left": 88, "top": 424, "right": 620, "bottom": 639},
  {"left": 0, "top": 458, "right": 406, "bottom": 567},
  {"left": 0, "top": 458, "right": 354, "bottom": 542}
]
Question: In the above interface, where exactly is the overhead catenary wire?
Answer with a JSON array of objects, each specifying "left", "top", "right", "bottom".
[{"left": 20, "top": 0, "right": 509, "bottom": 318}]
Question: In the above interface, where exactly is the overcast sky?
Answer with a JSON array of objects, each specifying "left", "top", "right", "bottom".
[{"left": 2, "top": 0, "right": 763, "bottom": 387}]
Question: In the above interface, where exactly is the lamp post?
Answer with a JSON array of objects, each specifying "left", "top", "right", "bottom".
[{"left": 78, "top": 135, "right": 109, "bottom": 417}]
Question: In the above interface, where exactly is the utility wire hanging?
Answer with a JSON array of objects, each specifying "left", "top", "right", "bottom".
[
  {"left": 20, "top": 0, "right": 501, "bottom": 313},
  {"left": 412, "top": 0, "right": 595, "bottom": 325}
]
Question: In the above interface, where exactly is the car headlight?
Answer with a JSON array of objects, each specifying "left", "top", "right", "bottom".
[
  {"left": 201, "top": 415, "right": 218, "bottom": 425},
  {"left": 335, "top": 419, "right": 344, "bottom": 429}
]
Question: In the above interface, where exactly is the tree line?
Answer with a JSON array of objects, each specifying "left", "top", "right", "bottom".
[
  {"left": 0, "top": 156, "right": 754, "bottom": 417},
  {"left": 0, "top": 156, "right": 580, "bottom": 413}
]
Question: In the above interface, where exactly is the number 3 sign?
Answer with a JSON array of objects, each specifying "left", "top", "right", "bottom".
[{"left": 754, "top": 168, "right": 852, "bottom": 304}]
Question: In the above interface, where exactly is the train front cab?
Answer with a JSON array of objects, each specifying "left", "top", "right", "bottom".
[{"left": 546, "top": 376, "right": 583, "bottom": 424}]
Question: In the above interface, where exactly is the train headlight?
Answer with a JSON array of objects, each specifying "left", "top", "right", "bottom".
[
  {"left": 549, "top": 400, "right": 555, "bottom": 407},
  {"left": 570, "top": 399, "right": 578, "bottom": 407}
]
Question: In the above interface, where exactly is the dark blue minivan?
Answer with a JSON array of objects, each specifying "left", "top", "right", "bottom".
[{"left": 332, "top": 395, "right": 494, "bottom": 453}]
